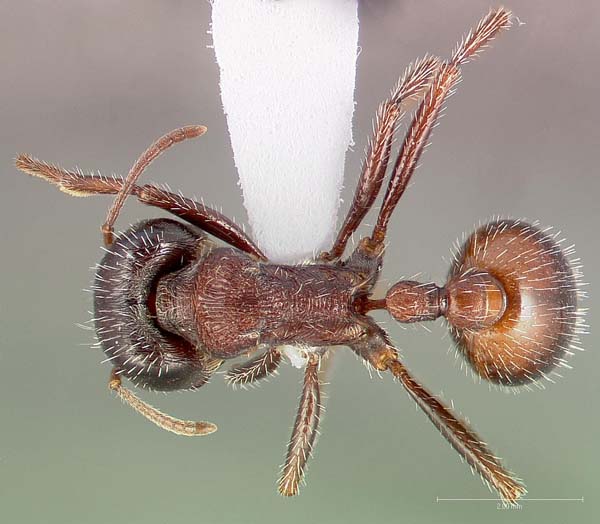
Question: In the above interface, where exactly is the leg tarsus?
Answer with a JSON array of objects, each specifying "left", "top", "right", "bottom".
[
  {"left": 15, "top": 154, "right": 126, "bottom": 196},
  {"left": 15, "top": 152, "right": 266, "bottom": 259},
  {"left": 385, "top": 358, "right": 526, "bottom": 504},
  {"left": 278, "top": 354, "right": 322, "bottom": 497},
  {"left": 350, "top": 324, "right": 526, "bottom": 504}
]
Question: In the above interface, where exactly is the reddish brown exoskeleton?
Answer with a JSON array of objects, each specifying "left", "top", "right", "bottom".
[{"left": 15, "top": 8, "right": 585, "bottom": 504}]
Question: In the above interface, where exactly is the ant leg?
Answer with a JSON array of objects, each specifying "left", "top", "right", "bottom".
[
  {"left": 350, "top": 320, "right": 526, "bottom": 504},
  {"left": 102, "top": 125, "right": 206, "bottom": 246},
  {"left": 329, "top": 9, "right": 512, "bottom": 265},
  {"left": 370, "top": 8, "right": 513, "bottom": 247},
  {"left": 137, "top": 185, "right": 266, "bottom": 260},
  {"left": 385, "top": 358, "right": 526, "bottom": 504},
  {"left": 225, "top": 347, "right": 282, "bottom": 387},
  {"left": 15, "top": 155, "right": 266, "bottom": 259},
  {"left": 108, "top": 369, "right": 216, "bottom": 436},
  {"left": 323, "top": 56, "right": 441, "bottom": 261},
  {"left": 15, "top": 154, "right": 125, "bottom": 196},
  {"left": 278, "top": 353, "right": 322, "bottom": 496}
]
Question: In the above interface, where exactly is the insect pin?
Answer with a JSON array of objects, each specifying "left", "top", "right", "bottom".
[{"left": 15, "top": 7, "right": 585, "bottom": 504}]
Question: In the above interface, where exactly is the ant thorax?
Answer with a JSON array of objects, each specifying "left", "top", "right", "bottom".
[{"left": 155, "top": 246, "right": 373, "bottom": 360}]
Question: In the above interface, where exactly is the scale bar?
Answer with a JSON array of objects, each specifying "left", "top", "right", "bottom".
[{"left": 436, "top": 497, "right": 584, "bottom": 502}]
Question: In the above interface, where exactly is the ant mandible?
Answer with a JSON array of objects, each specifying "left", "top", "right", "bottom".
[{"left": 15, "top": 8, "right": 584, "bottom": 504}]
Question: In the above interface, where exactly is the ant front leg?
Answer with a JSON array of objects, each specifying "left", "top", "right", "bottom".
[
  {"left": 350, "top": 320, "right": 526, "bottom": 504},
  {"left": 15, "top": 152, "right": 266, "bottom": 259},
  {"left": 137, "top": 185, "right": 266, "bottom": 260},
  {"left": 225, "top": 347, "right": 282, "bottom": 387}
]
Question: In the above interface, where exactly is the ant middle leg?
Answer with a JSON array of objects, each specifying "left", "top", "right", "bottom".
[
  {"left": 278, "top": 353, "right": 322, "bottom": 497},
  {"left": 323, "top": 55, "right": 441, "bottom": 261},
  {"left": 369, "top": 9, "right": 512, "bottom": 248}
]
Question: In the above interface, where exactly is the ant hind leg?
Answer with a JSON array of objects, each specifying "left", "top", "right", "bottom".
[{"left": 350, "top": 320, "right": 526, "bottom": 505}]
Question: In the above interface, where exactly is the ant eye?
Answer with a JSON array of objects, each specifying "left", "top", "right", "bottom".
[
  {"left": 93, "top": 219, "right": 211, "bottom": 391},
  {"left": 446, "top": 220, "right": 584, "bottom": 386}
]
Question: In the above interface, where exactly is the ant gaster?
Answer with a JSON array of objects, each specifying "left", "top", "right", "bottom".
[{"left": 16, "top": 8, "right": 585, "bottom": 504}]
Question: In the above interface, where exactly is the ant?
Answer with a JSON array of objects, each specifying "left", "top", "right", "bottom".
[{"left": 15, "top": 8, "right": 584, "bottom": 504}]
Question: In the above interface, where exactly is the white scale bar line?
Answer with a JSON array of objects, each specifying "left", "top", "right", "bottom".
[{"left": 436, "top": 497, "right": 584, "bottom": 502}]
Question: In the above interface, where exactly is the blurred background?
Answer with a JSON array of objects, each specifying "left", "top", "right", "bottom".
[{"left": 1, "top": 1, "right": 597, "bottom": 523}]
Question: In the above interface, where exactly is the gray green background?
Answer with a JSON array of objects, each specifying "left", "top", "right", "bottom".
[{"left": 1, "top": 1, "right": 598, "bottom": 523}]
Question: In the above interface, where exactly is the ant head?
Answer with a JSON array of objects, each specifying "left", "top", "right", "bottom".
[{"left": 93, "top": 219, "right": 211, "bottom": 391}]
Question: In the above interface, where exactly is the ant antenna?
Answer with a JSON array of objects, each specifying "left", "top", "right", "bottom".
[{"left": 102, "top": 125, "right": 207, "bottom": 245}]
